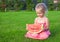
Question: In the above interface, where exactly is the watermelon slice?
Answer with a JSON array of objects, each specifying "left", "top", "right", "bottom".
[{"left": 26, "top": 24, "right": 44, "bottom": 33}]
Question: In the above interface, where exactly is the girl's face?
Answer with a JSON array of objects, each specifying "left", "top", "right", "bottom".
[{"left": 36, "top": 8, "right": 45, "bottom": 18}]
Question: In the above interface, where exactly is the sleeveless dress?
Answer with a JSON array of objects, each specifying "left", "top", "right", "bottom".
[{"left": 25, "top": 17, "right": 51, "bottom": 40}]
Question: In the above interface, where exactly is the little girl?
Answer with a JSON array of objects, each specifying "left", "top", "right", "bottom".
[{"left": 25, "top": 3, "right": 51, "bottom": 40}]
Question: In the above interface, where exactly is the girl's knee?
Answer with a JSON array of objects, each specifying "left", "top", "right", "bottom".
[
  {"left": 39, "top": 32, "right": 49, "bottom": 40},
  {"left": 42, "top": 35, "right": 49, "bottom": 40}
]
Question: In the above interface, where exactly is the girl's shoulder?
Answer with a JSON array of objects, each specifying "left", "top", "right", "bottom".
[
  {"left": 44, "top": 16, "right": 48, "bottom": 20},
  {"left": 35, "top": 17, "right": 39, "bottom": 19},
  {"left": 35, "top": 17, "right": 48, "bottom": 20},
  {"left": 44, "top": 17, "right": 49, "bottom": 22}
]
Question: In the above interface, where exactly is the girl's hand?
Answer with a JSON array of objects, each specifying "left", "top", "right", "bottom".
[
  {"left": 43, "top": 25, "right": 48, "bottom": 30},
  {"left": 26, "top": 24, "right": 28, "bottom": 30}
]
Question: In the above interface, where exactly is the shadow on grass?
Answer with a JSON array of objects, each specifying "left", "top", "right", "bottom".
[{"left": 49, "top": 23, "right": 60, "bottom": 39}]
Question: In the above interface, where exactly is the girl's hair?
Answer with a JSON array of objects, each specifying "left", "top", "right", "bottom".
[{"left": 35, "top": 3, "right": 48, "bottom": 14}]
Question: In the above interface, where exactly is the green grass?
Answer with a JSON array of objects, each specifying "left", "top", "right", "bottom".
[{"left": 0, "top": 11, "right": 60, "bottom": 42}]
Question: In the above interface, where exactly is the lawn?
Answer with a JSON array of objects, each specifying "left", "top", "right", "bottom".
[{"left": 0, "top": 11, "right": 60, "bottom": 42}]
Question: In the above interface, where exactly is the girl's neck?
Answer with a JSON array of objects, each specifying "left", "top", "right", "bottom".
[{"left": 39, "top": 16, "right": 45, "bottom": 18}]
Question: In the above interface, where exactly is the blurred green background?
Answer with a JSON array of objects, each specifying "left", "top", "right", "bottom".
[{"left": 0, "top": 0, "right": 60, "bottom": 12}]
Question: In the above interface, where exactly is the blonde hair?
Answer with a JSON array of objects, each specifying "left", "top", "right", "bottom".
[{"left": 35, "top": 3, "right": 48, "bottom": 14}]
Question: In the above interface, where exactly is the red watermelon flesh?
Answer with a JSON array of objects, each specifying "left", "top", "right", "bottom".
[{"left": 26, "top": 24, "right": 43, "bottom": 33}]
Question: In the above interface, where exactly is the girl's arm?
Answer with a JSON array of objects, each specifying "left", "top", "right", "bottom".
[
  {"left": 44, "top": 18, "right": 50, "bottom": 30},
  {"left": 34, "top": 18, "right": 37, "bottom": 24}
]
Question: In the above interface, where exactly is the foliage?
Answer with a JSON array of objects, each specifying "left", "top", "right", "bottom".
[{"left": 0, "top": 0, "right": 60, "bottom": 11}]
